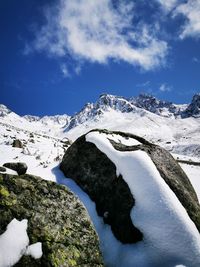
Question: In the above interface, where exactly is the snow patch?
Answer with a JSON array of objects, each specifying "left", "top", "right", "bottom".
[
  {"left": 0, "top": 219, "right": 43, "bottom": 267},
  {"left": 25, "top": 242, "right": 43, "bottom": 259},
  {"left": 104, "top": 132, "right": 141, "bottom": 146}
]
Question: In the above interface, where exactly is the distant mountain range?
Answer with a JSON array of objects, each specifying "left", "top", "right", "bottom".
[
  {"left": 1, "top": 93, "right": 200, "bottom": 159},
  {"left": 1, "top": 93, "right": 200, "bottom": 132}
]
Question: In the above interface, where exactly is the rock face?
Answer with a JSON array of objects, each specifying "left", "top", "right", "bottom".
[
  {"left": 12, "top": 139, "right": 23, "bottom": 148},
  {"left": 0, "top": 173, "right": 103, "bottom": 267},
  {"left": 60, "top": 129, "right": 200, "bottom": 244},
  {"left": 3, "top": 162, "right": 28, "bottom": 175},
  {"left": 182, "top": 93, "right": 200, "bottom": 118}
]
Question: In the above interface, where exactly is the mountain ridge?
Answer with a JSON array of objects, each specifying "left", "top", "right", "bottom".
[{"left": 1, "top": 93, "right": 200, "bottom": 127}]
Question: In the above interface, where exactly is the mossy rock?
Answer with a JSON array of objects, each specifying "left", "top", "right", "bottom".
[{"left": 0, "top": 173, "right": 104, "bottom": 267}]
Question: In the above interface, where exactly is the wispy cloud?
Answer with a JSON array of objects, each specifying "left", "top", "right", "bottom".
[
  {"left": 136, "top": 81, "right": 151, "bottom": 87},
  {"left": 192, "top": 57, "right": 199, "bottom": 63},
  {"left": 29, "top": 0, "right": 168, "bottom": 71},
  {"left": 159, "top": 83, "right": 172, "bottom": 92},
  {"left": 60, "top": 63, "right": 70, "bottom": 78},
  {"left": 174, "top": 0, "right": 200, "bottom": 39}
]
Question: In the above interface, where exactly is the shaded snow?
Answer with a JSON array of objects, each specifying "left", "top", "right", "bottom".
[{"left": 86, "top": 131, "right": 200, "bottom": 267}]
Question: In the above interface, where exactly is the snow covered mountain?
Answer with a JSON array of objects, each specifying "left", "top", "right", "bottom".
[
  {"left": 0, "top": 93, "right": 200, "bottom": 159},
  {"left": 1, "top": 93, "right": 199, "bottom": 133},
  {"left": 64, "top": 93, "right": 199, "bottom": 131}
]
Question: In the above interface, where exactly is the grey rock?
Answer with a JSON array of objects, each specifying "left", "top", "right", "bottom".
[
  {"left": 12, "top": 139, "right": 23, "bottom": 148},
  {"left": 182, "top": 93, "right": 200, "bottom": 118},
  {"left": 0, "top": 166, "right": 6, "bottom": 172},
  {"left": 60, "top": 129, "right": 200, "bottom": 244},
  {"left": 3, "top": 162, "right": 28, "bottom": 175},
  {"left": 0, "top": 173, "right": 104, "bottom": 267}
]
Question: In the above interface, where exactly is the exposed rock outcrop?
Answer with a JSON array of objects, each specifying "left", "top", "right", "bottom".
[
  {"left": 60, "top": 129, "right": 200, "bottom": 244},
  {"left": 3, "top": 162, "right": 28, "bottom": 175},
  {"left": 0, "top": 173, "right": 104, "bottom": 267}
]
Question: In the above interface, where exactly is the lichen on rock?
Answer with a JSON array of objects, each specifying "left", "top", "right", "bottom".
[{"left": 0, "top": 173, "right": 104, "bottom": 267}]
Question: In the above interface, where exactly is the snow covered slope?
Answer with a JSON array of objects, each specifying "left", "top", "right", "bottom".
[
  {"left": 0, "top": 93, "right": 200, "bottom": 182},
  {"left": 0, "top": 93, "right": 200, "bottom": 267}
]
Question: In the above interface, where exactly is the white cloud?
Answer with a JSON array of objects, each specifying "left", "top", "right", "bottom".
[
  {"left": 136, "top": 81, "right": 151, "bottom": 87},
  {"left": 174, "top": 0, "right": 200, "bottom": 39},
  {"left": 159, "top": 83, "right": 172, "bottom": 92},
  {"left": 156, "top": 0, "right": 178, "bottom": 11},
  {"left": 74, "top": 65, "right": 82, "bottom": 75},
  {"left": 60, "top": 63, "right": 70, "bottom": 78},
  {"left": 31, "top": 0, "right": 168, "bottom": 71}
]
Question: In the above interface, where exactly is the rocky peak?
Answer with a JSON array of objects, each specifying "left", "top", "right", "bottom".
[
  {"left": 183, "top": 93, "right": 200, "bottom": 118},
  {"left": 0, "top": 104, "right": 11, "bottom": 117},
  {"left": 96, "top": 94, "right": 135, "bottom": 113},
  {"left": 132, "top": 94, "right": 179, "bottom": 117},
  {"left": 23, "top": 115, "right": 41, "bottom": 122}
]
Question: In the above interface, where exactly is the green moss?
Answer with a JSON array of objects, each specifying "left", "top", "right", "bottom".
[
  {"left": 0, "top": 186, "right": 10, "bottom": 197},
  {"left": 2, "top": 197, "right": 17, "bottom": 207},
  {"left": 68, "top": 259, "right": 77, "bottom": 266},
  {"left": 48, "top": 248, "right": 68, "bottom": 267},
  {"left": 48, "top": 245, "right": 81, "bottom": 267}
]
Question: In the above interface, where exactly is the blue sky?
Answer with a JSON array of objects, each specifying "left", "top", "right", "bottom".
[{"left": 0, "top": 0, "right": 200, "bottom": 116}]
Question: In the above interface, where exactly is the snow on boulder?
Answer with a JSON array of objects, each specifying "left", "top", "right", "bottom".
[
  {"left": 60, "top": 129, "right": 200, "bottom": 267},
  {"left": 3, "top": 162, "right": 27, "bottom": 175},
  {"left": 0, "top": 218, "right": 43, "bottom": 267}
]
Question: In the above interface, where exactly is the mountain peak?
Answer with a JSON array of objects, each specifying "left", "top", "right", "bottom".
[
  {"left": 183, "top": 93, "right": 200, "bottom": 118},
  {"left": 0, "top": 104, "right": 12, "bottom": 117}
]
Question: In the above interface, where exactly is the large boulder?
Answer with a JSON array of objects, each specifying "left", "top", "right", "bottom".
[
  {"left": 3, "top": 162, "right": 28, "bottom": 175},
  {"left": 0, "top": 173, "right": 104, "bottom": 267},
  {"left": 60, "top": 129, "right": 200, "bottom": 244}
]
